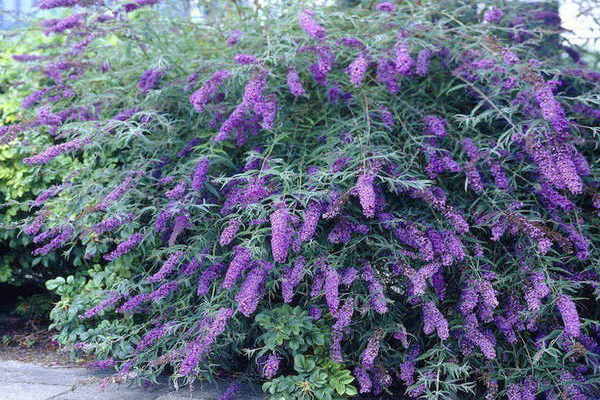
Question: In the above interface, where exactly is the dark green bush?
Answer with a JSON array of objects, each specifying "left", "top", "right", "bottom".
[{"left": 0, "top": 30, "right": 87, "bottom": 287}]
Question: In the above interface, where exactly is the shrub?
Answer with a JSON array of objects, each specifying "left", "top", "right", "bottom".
[
  {"left": 5, "top": 0, "right": 600, "bottom": 399},
  {"left": 0, "top": 29, "right": 87, "bottom": 286}
]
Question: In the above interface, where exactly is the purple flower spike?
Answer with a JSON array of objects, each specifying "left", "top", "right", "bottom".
[
  {"left": 354, "top": 366, "right": 372, "bottom": 394},
  {"left": 235, "top": 263, "right": 268, "bottom": 317},
  {"left": 556, "top": 294, "right": 581, "bottom": 338},
  {"left": 422, "top": 301, "right": 449, "bottom": 340},
  {"left": 32, "top": 225, "right": 74, "bottom": 256},
  {"left": 147, "top": 251, "right": 184, "bottom": 283},
  {"left": 375, "top": 2, "right": 396, "bottom": 12},
  {"left": 179, "top": 308, "right": 233, "bottom": 376},
  {"left": 298, "top": 10, "right": 326, "bottom": 40},
  {"left": 270, "top": 204, "right": 292, "bottom": 263},
  {"left": 234, "top": 54, "right": 258, "bottom": 65},
  {"left": 356, "top": 173, "right": 376, "bottom": 218},
  {"left": 222, "top": 246, "right": 252, "bottom": 289},
  {"left": 219, "top": 219, "right": 242, "bottom": 246},
  {"left": 395, "top": 41, "right": 414, "bottom": 76},
  {"left": 262, "top": 354, "right": 280, "bottom": 378},
  {"left": 360, "top": 333, "right": 381, "bottom": 369},
  {"left": 117, "top": 293, "right": 150, "bottom": 313},
  {"left": 189, "top": 70, "right": 230, "bottom": 113},
  {"left": 483, "top": 7, "right": 504, "bottom": 23},
  {"left": 287, "top": 68, "right": 306, "bottom": 97},
  {"left": 300, "top": 201, "right": 323, "bottom": 242},
  {"left": 135, "top": 324, "right": 170, "bottom": 352},
  {"left": 324, "top": 267, "right": 340, "bottom": 315},
  {"left": 347, "top": 53, "right": 369, "bottom": 87},
  {"left": 534, "top": 82, "right": 570, "bottom": 138},
  {"left": 282, "top": 257, "right": 306, "bottom": 303},
  {"left": 197, "top": 263, "right": 226, "bottom": 296},
  {"left": 423, "top": 115, "right": 447, "bottom": 137},
  {"left": 191, "top": 157, "right": 210, "bottom": 191},
  {"left": 81, "top": 292, "right": 122, "bottom": 319},
  {"left": 138, "top": 68, "right": 164, "bottom": 93},
  {"left": 416, "top": 49, "right": 433, "bottom": 76},
  {"left": 103, "top": 233, "right": 144, "bottom": 261},
  {"left": 39, "top": 0, "right": 79, "bottom": 9}
]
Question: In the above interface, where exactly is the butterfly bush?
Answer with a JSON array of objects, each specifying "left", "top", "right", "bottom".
[{"left": 8, "top": 0, "right": 600, "bottom": 398}]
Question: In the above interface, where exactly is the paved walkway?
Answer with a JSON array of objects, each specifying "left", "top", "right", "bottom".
[{"left": 0, "top": 360, "right": 263, "bottom": 400}]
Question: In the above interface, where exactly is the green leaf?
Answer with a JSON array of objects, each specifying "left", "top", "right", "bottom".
[
  {"left": 46, "top": 277, "right": 65, "bottom": 291},
  {"left": 345, "top": 386, "right": 358, "bottom": 396}
]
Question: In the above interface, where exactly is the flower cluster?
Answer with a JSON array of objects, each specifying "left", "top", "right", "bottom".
[
  {"left": 32, "top": 225, "right": 74, "bottom": 255},
  {"left": 287, "top": 68, "right": 306, "bottom": 97},
  {"left": 281, "top": 256, "right": 306, "bottom": 303},
  {"left": 80, "top": 292, "right": 122, "bottom": 319},
  {"left": 147, "top": 251, "right": 184, "bottom": 283},
  {"left": 135, "top": 324, "right": 170, "bottom": 352},
  {"left": 222, "top": 246, "right": 252, "bottom": 289},
  {"left": 270, "top": 204, "right": 292, "bottom": 263},
  {"left": 298, "top": 9, "right": 326, "bottom": 40},
  {"left": 23, "top": 137, "right": 91, "bottom": 165},
  {"left": 103, "top": 233, "right": 144, "bottom": 261},
  {"left": 235, "top": 262, "right": 269, "bottom": 316},
  {"left": 91, "top": 214, "right": 134, "bottom": 235},
  {"left": 189, "top": 70, "right": 231, "bottom": 112},
  {"left": 179, "top": 308, "right": 233, "bottom": 376},
  {"left": 138, "top": 68, "right": 164, "bottom": 93}
]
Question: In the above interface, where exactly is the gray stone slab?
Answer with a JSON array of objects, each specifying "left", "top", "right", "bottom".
[
  {"left": 2, "top": 382, "right": 72, "bottom": 400},
  {"left": 156, "top": 389, "right": 264, "bottom": 400},
  {"left": 0, "top": 360, "right": 92, "bottom": 386},
  {"left": 51, "top": 384, "right": 169, "bottom": 400},
  {"left": 0, "top": 360, "right": 264, "bottom": 400},
  {"left": 155, "top": 383, "right": 264, "bottom": 400}
]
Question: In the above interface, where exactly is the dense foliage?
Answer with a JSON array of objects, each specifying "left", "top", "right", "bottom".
[
  {"left": 3, "top": 0, "right": 600, "bottom": 399},
  {"left": 0, "top": 30, "right": 87, "bottom": 286}
]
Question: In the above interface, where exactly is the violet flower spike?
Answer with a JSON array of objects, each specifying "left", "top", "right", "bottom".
[
  {"left": 375, "top": 2, "right": 396, "bottom": 12},
  {"left": 483, "top": 7, "right": 504, "bottom": 24},
  {"left": 395, "top": 41, "right": 414, "bottom": 76},
  {"left": 262, "top": 354, "right": 280, "bottom": 378},
  {"left": 282, "top": 257, "right": 306, "bottom": 303},
  {"left": 347, "top": 53, "right": 369, "bottom": 87},
  {"left": 219, "top": 219, "right": 242, "bottom": 246},
  {"left": 298, "top": 9, "right": 326, "bottom": 40},
  {"left": 299, "top": 201, "right": 323, "bottom": 242},
  {"left": 556, "top": 294, "right": 581, "bottom": 337},
  {"left": 147, "top": 251, "right": 184, "bottom": 283},
  {"left": 356, "top": 173, "right": 376, "bottom": 218},
  {"left": 235, "top": 263, "right": 268, "bottom": 317},
  {"left": 287, "top": 68, "right": 306, "bottom": 97},
  {"left": 222, "top": 246, "right": 252, "bottom": 289},
  {"left": 189, "top": 70, "right": 230, "bottom": 113},
  {"left": 103, "top": 233, "right": 144, "bottom": 261},
  {"left": 197, "top": 263, "right": 225, "bottom": 296},
  {"left": 324, "top": 267, "right": 340, "bottom": 315},
  {"left": 270, "top": 204, "right": 292, "bottom": 263},
  {"left": 360, "top": 333, "right": 381, "bottom": 369},
  {"left": 191, "top": 157, "right": 210, "bottom": 191},
  {"left": 179, "top": 308, "right": 233, "bottom": 376}
]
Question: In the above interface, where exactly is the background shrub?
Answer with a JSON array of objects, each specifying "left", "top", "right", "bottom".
[
  {"left": 0, "top": 29, "right": 87, "bottom": 288},
  {"left": 4, "top": 0, "right": 600, "bottom": 399}
]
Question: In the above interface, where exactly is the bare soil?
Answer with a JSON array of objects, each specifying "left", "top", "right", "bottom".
[{"left": 0, "top": 315, "right": 91, "bottom": 367}]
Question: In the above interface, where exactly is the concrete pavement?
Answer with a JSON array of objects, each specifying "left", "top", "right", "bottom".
[{"left": 0, "top": 360, "right": 263, "bottom": 400}]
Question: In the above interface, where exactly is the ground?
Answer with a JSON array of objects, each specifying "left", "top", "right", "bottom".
[
  {"left": 0, "top": 358, "right": 263, "bottom": 400},
  {"left": 0, "top": 319, "right": 263, "bottom": 400}
]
